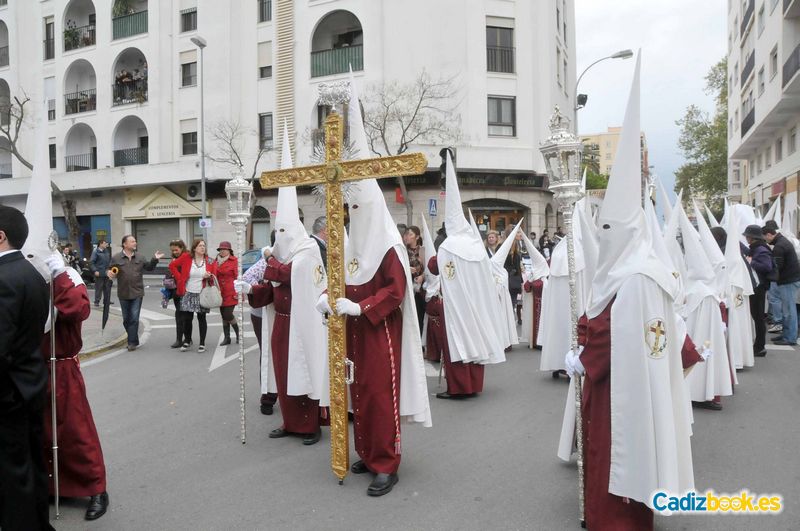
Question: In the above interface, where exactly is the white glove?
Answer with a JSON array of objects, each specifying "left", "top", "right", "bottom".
[
  {"left": 262, "top": 246, "right": 272, "bottom": 260},
  {"left": 564, "top": 346, "right": 585, "bottom": 378},
  {"left": 700, "top": 341, "right": 713, "bottom": 361},
  {"left": 315, "top": 293, "right": 332, "bottom": 314},
  {"left": 233, "top": 280, "right": 252, "bottom": 295},
  {"left": 45, "top": 254, "right": 66, "bottom": 276},
  {"left": 335, "top": 298, "right": 362, "bottom": 316}
]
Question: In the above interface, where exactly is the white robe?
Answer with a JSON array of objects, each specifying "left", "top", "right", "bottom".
[
  {"left": 538, "top": 271, "right": 590, "bottom": 371},
  {"left": 685, "top": 296, "right": 734, "bottom": 402},
  {"left": 727, "top": 287, "right": 754, "bottom": 369}
]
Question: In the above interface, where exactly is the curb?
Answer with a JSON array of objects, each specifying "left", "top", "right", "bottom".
[{"left": 78, "top": 317, "right": 152, "bottom": 362}]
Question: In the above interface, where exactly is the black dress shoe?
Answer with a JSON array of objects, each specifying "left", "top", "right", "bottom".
[
  {"left": 85, "top": 491, "right": 109, "bottom": 520},
  {"left": 170, "top": 341, "right": 182, "bottom": 348},
  {"left": 302, "top": 430, "right": 321, "bottom": 446},
  {"left": 269, "top": 428, "right": 289, "bottom": 438},
  {"left": 754, "top": 349, "right": 767, "bottom": 357},
  {"left": 693, "top": 400, "right": 723, "bottom": 411},
  {"left": 260, "top": 403, "right": 274, "bottom": 415},
  {"left": 351, "top": 460, "right": 370, "bottom": 474},
  {"left": 367, "top": 473, "right": 398, "bottom": 497},
  {"left": 435, "top": 391, "right": 452, "bottom": 399},
  {"left": 772, "top": 339, "right": 793, "bottom": 345},
  {"left": 219, "top": 337, "right": 231, "bottom": 346}
]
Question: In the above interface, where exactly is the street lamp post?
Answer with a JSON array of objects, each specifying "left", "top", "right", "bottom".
[
  {"left": 191, "top": 36, "right": 208, "bottom": 242},
  {"left": 573, "top": 49, "right": 633, "bottom": 133}
]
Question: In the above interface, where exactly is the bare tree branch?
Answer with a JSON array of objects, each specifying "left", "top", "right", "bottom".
[{"left": 208, "top": 119, "right": 272, "bottom": 182}]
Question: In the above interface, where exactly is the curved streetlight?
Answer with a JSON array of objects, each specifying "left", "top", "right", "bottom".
[
  {"left": 191, "top": 36, "right": 208, "bottom": 241},
  {"left": 574, "top": 49, "right": 633, "bottom": 132}
]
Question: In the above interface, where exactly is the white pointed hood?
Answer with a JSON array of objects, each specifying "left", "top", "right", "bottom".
[
  {"left": 730, "top": 203, "right": 756, "bottom": 244},
  {"left": 22, "top": 98, "right": 64, "bottom": 281},
  {"left": 656, "top": 177, "right": 674, "bottom": 223},
  {"left": 587, "top": 53, "right": 676, "bottom": 317},
  {"left": 467, "top": 208, "right": 481, "bottom": 239},
  {"left": 520, "top": 230, "right": 549, "bottom": 281},
  {"left": 693, "top": 200, "right": 727, "bottom": 297},
  {"left": 420, "top": 213, "right": 440, "bottom": 301},
  {"left": 272, "top": 123, "right": 314, "bottom": 264},
  {"left": 679, "top": 205, "right": 718, "bottom": 315},
  {"left": 725, "top": 208, "right": 753, "bottom": 294},
  {"left": 491, "top": 218, "right": 524, "bottom": 268},
  {"left": 704, "top": 203, "right": 720, "bottom": 228},
  {"left": 439, "top": 154, "right": 487, "bottom": 261}
]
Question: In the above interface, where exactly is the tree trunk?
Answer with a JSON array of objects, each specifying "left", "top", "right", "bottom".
[
  {"left": 50, "top": 182, "right": 82, "bottom": 251},
  {"left": 396, "top": 176, "right": 414, "bottom": 226}
]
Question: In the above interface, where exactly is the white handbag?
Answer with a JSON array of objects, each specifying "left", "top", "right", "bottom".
[{"left": 199, "top": 274, "right": 223, "bottom": 309}]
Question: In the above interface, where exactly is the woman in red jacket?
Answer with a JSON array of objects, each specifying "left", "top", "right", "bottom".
[
  {"left": 208, "top": 241, "right": 240, "bottom": 345},
  {"left": 169, "top": 239, "right": 212, "bottom": 352}
]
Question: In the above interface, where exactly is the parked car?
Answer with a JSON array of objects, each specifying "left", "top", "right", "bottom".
[{"left": 240, "top": 249, "right": 263, "bottom": 274}]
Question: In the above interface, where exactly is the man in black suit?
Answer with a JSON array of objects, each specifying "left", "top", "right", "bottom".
[
  {"left": 0, "top": 205, "right": 54, "bottom": 531},
  {"left": 311, "top": 215, "right": 328, "bottom": 268}
]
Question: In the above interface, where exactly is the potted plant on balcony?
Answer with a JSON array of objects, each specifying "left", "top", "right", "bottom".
[
  {"left": 113, "top": 0, "right": 136, "bottom": 17},
  {"left": 64, "top": 20, "right": 80, "bottom": 50}
]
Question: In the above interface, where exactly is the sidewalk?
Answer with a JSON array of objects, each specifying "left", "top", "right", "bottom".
[{"left": 79, "top": 303, "right": 128, "bottom": 359}]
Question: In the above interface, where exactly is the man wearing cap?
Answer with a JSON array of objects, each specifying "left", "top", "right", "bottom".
[
  {"left": 761, "top": 222, "right": 800, "bottom": 345},
  {"left": 744, "top": 225, "right": 774, "bottom": 355}
]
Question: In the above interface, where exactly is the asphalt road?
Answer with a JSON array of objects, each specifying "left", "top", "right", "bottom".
[{"left": 51, "top": 287, "right": 799, "bottom": 530}]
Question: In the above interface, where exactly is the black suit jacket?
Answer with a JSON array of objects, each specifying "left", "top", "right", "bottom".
[
  {"left": 311, "top": 235, "right": 328, "bottom": 269},
  {"left": 0, "top": 251, "right": 50, "bottom": 411}
]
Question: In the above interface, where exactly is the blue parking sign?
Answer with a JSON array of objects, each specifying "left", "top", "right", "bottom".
[{"left": 428, "top": 199, "right": 438, "bottom": 217}]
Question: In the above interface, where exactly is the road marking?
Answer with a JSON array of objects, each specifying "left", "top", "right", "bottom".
[
  {"left": 208, "top": 340, "right": 259, "bottom": 372},
  {"left": 766, "top": 344, "right": 795, "bottom": 351},
  {"left": 424, "top": 361, "right": 439, "bottom": 378},
  {"left": 82, "top": 317, "right": 153, "bottom": 367},
  {"left": 109, "top": 306, "right": 175, "bottom": 321}
]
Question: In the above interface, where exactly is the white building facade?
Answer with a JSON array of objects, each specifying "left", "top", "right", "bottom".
[
  {"left": 728, "top": 0, "right": 800, "bottom": 233},
  {"left": 0, "top": 0, "right": 575, "bottom": 258}
]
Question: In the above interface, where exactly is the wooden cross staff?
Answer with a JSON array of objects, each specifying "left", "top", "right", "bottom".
[{"left": 259, "top": 111, "right": 427, "bottom": 483}]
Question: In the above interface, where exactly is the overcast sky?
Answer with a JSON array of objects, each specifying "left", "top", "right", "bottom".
[{"left": 574, "top": 0, "right": 726, "bottom": 199}]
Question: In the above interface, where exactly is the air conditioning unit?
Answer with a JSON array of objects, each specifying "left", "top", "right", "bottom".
[{"left": 186, "top": 184, "right": 201, "bottom": 201}]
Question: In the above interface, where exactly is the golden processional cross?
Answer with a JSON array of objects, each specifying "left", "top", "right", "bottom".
[{"left": 259, "top": 90, "right": 427, "bottom": 484}]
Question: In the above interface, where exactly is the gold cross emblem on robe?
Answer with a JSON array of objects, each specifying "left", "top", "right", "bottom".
[{"left": 259, "top": 111, "right": 427, "bottom": 483}]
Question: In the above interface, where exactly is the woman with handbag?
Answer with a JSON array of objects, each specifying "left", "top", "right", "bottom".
[
  {"left": 208, "top": 241, "right": 240, "bottom": 346},
  {"left": 166, "top": 239, "right": 191, "bottom": 348},
  {"left": 169, "top": 238, "right": 212, "bottom": 352}
]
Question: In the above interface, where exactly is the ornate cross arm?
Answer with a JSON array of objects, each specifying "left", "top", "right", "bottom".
[
  {"left": 337, "top": 153, "right": 429, "bottom": 182},
  {"left": 260, "top": 164, "right": 328, "bottom": 189}
]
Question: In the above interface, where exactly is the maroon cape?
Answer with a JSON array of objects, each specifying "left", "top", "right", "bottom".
[
  {"left": 424, "top": 296, "right": 444, "bottom": 363},
  {"left": 524, "top": 279, "right": 544, "bottom": 346},
  {"left": 428, "top": 256, "right": 484, "bottom": 395},
  {"left": 248, "top": 257, "right": 322, "bottom": 435},
  {"left": 345, "top": 250, "right": 406, "bottom": 475},
  {"left": 41, "top": 272, "right": 106, "bottom": 497}
]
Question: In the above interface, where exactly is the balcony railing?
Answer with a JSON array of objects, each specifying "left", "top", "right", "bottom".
[
  {"left": 741, "top": 107, "right": 755, "bottom": 136},
  {"left": 487, "top": 46, "right": 515, "bottom": 73},
  {"left": 65, "top": 152, "right": 97, "bottom": 172},
  {"left": 112, "top": 78, "right": 148, "bottom": 106},
  {"left": 114, "top": 147, "right": 148, "bottom": 166},
  {"left": 64, "top": 88, "right": 97, "bottom": 115},
  {"left": 48, "top": 99, "right": 55, "bottom": 121},
  {"left": 311, "top": 45, "right": 363, "bottom": 78},
  {"left": 741, "top": 50, "right": 755, "bottom": 86},
  {"left": 43, "top": 38, "right": 55, "bottom": 60},
  {"left": 741, "top": 0, "right": 755, "bottom": 37},
  {"left": 783, "top": 42, "right": 800, "bottom": 88},
  {"left": 113, "top": 10, "right": 148, "bottom": 40},
  {"left": 0, "top": 46, "right": 8, "bottom": 67},
  {"left": 258, "top": 0, "right": 272, "bottom": 22},
  {"left": 64, "top": 24, "right": 96, "bottom": 51},
  {"left": 0, "top": 163, "right": 11, "bottom": 179}
]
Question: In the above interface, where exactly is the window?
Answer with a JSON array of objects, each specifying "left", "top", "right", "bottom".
[
  {"left": 556, "top": 49, "right": 562, "bottom": 86},
  {"left": 487, "top": 96, "right": 516, "bottom": 136},
  {"left": 259, "top": 113, "right": 273, "bottom": 148},
  {"left": 181, "top": 62, "right": 197, "bottom": 87},
  {"left": 729, "top": 118, "right": 734, "bottom": 138},
  {"left": 258, "top": 41, "right": 273, "bottom": 79},
  {"left": 757, "top": 153, "right": 763, "bottom": 174},
  {"left": 605, "top": 152, "right": 611, "bottom": 160},
  {"left": 556, "top": 7, "right": 561, "bottom": 33},
  {"left": 790, "top": 127, "right": 797, "bottom": 154},
  {"left": 766, "top": 146, "right": 772, "bottom": 168},
  {"left": 776, "top": 138, "right": 783, "bottom": 162},
  {"left": 735, "top": 109, "right": 740, "bottom": 130},
  {"left": 44, "top": 17, "right": 54, "bottom": 60},
  {"left": 734, "top": 61, "right": 739, "bottom": 82},
  {"left": 771, "top": 0, "right": 779, "bottom": 12},
  {"left": 770, "top": 46, "right": 778, "bottom": 79},
  {"left": 258, "top": 0, "right": 271, "bottom": 23},
  {"left": 181, "top": 8, "right": 197, "bottom": 32},
  {"left": 486, "top": 25, "right": 515, "bottom": 73},
  {"left": 758, "top": 67, "right": 765, "bottom": 95},
  {"left": 563, "top": 59, "right": 568, "bottom": 92},
  {"left": 757, "top": 5, "right": 765, "bottom": 36},
  {"left": 182, "top": 132, "right": 197, "bottom": 155},
  {"left": 49, "top": 143, "right": 56, "bottom": 169}
]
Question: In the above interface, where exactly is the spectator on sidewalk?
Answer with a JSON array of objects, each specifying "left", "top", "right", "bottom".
[
  {"left": 90, "top": 239, "right": 113, "bottom": 308},
  {"left": 107, "top": 235, "right": 163, "bottom": 351},
  {"left": 744, "top": 225, "right": 773, "bottom": 357},
  {"left": 209, "top": 241, "right": 240, "bottom": 346},
  {"left": 167, "top": 240, "right": 190, "bottom": 349},
  {"left": 762, "top": 223, "right": 800, "bottom": 345},
  {"left": 310, "top": 216, "right": 328, "bottom": 268},
  {"left": 169, "top": 239, "right": 212, "bottom": 353}
]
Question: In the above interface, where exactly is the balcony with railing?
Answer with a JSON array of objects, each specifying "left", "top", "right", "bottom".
[
  {"left": 785, "top": 0, "right": 800, "bottom": 17},
  {"left": 741, "top": 107, "right": 755, "bottom": 136},
  {"left": 43, "top": 38, "right": 55, "bottom": 60},
  {"left": 113, "top": 10, "right": 148, "bottom": 40},
  {"left": 741, "top": 0, "right": 755, "bottom": 37},
  {"left": 114, "top": 147, "right": 148, "bottom": 166},
  {"left": 487, "top": 46, "right": 515, "bottom": 74},
  {"left": 0, "top": 163, "right": 11, "bottom": 179},
  {"left": 741, "top": 50, "right": 755, "bottom": 86},
  {"left": 311, "top": 45, "right": 363, "bottom": 78},
  {"left": 64, "top": 88, "right": 96, "bottom": 115},
  {"left": 258, "top": 0, "right": 272, "bottom": 23},
  {"left": 64, "top": 23, "right": 96, "bottom": 51},
  {"left": 783, "top": 42, "right": 800, "bottom": 89},
  {"left": 65, "top": 152, "right": 97, "bottom": 172},
  {"left": 113, "top": 77, "right": 148, "bottom": 105}
]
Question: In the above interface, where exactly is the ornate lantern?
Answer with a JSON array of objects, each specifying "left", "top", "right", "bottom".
[{"left": 539, "top": 105, "right": 584, "bottom": 211}]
